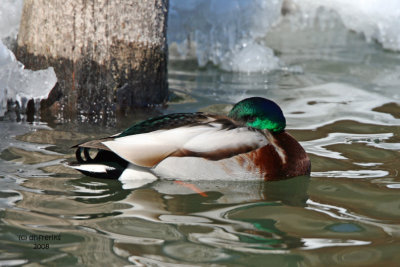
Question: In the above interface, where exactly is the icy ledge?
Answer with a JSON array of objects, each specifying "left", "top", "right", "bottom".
[
  {"left": 285, "top": 0, "right": 400, "bottom": 52},
  {"left": 0, "top": 41, "right": 57, "bottom": 117}
]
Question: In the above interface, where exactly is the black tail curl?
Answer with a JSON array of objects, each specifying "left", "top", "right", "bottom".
[
  {"left": 75, "top": 147, "right": 97, "bottom": 163},
  {"left": 73, "top": 147, "right": 130, "bottom": 179},
  {"left": 75, "top": 147, "right": 129, "bottom": 168}
]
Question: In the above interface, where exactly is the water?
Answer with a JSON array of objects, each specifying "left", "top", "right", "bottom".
[{"left": 2, "top": 3, "right": 400, "bottom": 267}]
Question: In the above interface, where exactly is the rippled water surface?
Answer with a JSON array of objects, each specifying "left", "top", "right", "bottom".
[{"left": 1, "top": 27, "right": 400, "bottom": 266}]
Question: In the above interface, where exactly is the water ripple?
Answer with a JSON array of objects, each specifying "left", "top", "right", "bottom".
[
  {"left": 311, "top": 170, "right": 389, "bottom": 178},
  {"left": 303, "top": 132, "right": 394, "bottom": 159}
]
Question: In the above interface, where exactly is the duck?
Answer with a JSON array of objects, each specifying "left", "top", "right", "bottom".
[{"left": 70, "top": 97, "right": 311, "bottom": 182}]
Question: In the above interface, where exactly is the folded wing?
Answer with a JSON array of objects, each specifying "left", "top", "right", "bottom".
[{"left": 102, "top": 123, "right": 268, "bottom": 168}]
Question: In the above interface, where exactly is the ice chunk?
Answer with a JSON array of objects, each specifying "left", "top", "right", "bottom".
[
  {"left": 0, "top": 40, "right": 57, "bottom": 117},
  {"left": 285, "top": 0, "right": 400, "bottom": 51},
  {"left": 0, "top": 39, "right": 17, "bottom": 66},
  {"left": 168, "top": 0, "right": 283, "bottom": 73},
  {"left": 223, "top": 42, "right": 280, "bottom": 73}
]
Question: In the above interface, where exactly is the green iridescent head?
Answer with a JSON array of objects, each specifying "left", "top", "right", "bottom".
[{"left": 228, "top": 97, "right": 286, "bottom": 133}]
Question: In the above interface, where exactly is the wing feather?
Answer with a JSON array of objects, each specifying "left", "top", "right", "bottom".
[{"left": 72, "top": 138, "right": 113, "bottom": 151}]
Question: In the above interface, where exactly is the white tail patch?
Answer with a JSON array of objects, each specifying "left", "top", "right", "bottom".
[
  {"left": 71, "top": 164, "right": 115, "bottom": 174},
  {"left": 119, "top": 164, "right": 158, "bottom": 181},
  {"left": 119, "top": 164, "right": 158, "bottom": 189}
]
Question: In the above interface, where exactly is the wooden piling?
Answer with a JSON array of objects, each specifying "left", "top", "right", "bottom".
[{"left": 16, "top": 0, "right": 169, "bottom": 123}]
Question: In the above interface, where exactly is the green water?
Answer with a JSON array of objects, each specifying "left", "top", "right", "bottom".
[{"left": 1, "top": 25, "right": 400, "bottom": 266}]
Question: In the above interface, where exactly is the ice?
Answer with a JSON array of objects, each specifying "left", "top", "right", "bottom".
[
  {"left": 222, "top": 42, "right": 280, "bottom": 73},
  {"left": 168, "top": 0, "right": 283, "bottom": 72},
  {"left": 169, "top": 0, "right": 400, "bottom": 72},
  {"left": 0, "top": 0, "right": 23, "bottom": 44},
  {"left": 0, "top": 40, "right": 57, "bottom": 117},
  {"left": 0, "top": 1, "right": 56, "bottom": 118},
  {"left": 286, "top": 0, "right": 400, "bottom": 52},
  {"left": 3, "top": 0, "right": 400, "bottom": 75}
]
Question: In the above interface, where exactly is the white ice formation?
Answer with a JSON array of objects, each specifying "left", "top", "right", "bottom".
[
  {"left": 1, "top": 0, "right": 400, "bottom": 77},
  {"left": 286, "top": 0, "right": 400, "bottom": 52},
  {"left": 168, "top": 0, "right": 283, "bottom": 73},
  {"left": 169, "top": 0, "right": 400, "bottom": 72},
  {"left": 0, "top": 40, "right": 57, "bottom": 117}
]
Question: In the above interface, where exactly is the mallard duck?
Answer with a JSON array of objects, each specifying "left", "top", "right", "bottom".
[{"left": 70, "top": 97, "right": 310, "bottom": 181}]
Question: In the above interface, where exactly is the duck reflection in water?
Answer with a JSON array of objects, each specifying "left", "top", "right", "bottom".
[{"left": 70, "top": 175, "right": 309, "bottom": 254}]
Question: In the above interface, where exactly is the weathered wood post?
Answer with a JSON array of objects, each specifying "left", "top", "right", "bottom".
[{"left": 16, "top": 0, "right": 169, "bottom": 123}]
